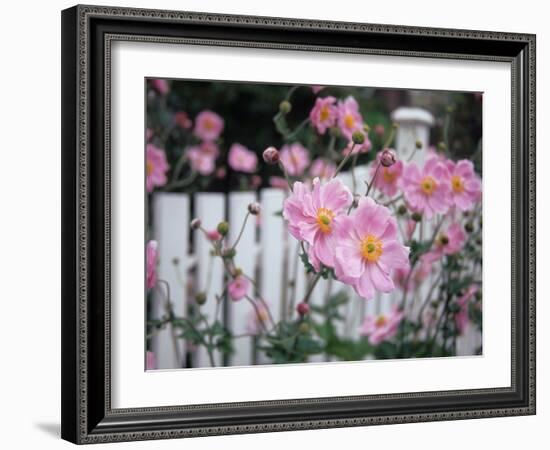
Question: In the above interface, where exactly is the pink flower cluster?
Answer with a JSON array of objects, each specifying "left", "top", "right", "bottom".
[
  {"left": 359, "top": 306, "right": 404, "bottom": 345},
  {"left": 283, "top": 179, "right": 410, "bottom": 300},
  {"left": 228, "top": 143, "right": 258, "bottom": 173},
  {"left": 146, "top": 144, "right": 169, "bottom": 193},
  {"left": 182, "top": 110, "right": 224, "bottom": 176}
]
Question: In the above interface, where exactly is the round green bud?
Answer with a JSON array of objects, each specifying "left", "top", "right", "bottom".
[
  {"left": 195, "top": 292, "right": 207, "bottom": 305},
  {"left": 411, "top": 212, "right": 422, "bottom": 222},
  {"left": 363, "top": 123, "right": 371, "bottom": 133},
  {"left": 437, "top": 141, "right": 447, "bottom": 152},
  {"left": 233, "top": 267, "right": 243, "bottom": 277},
  {"left": 464, "top": 222, "right": 474, "bottom": 233},
  {"left": 415, "top": 139, "right": 423, "bottom": 149},
  {"left": 397, "top": 205, "right": 407, "bottom": 216},
  {"left": 439, "top": 234, "right": 449, "bottom": 246},
  {"left": 351, "top": 130, "right": 365, "bottom": 145},
  {"left": 298, "top": 322, "right": 310, "bottom": 334},
  {"left": 217, "top": 221, "right": 229, "bottom": 236},
  {"left": 279, "top": 100, "right": 292, "bottom": 114}
]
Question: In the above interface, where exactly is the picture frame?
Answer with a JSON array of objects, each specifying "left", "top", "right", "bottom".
[{"left": 61, "top": 4, "right": 536, "bottom": 444}]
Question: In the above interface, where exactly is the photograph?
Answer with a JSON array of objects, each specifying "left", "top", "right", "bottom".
[{"left": 144, "top": 79, "right": 483, "bottom": 369}]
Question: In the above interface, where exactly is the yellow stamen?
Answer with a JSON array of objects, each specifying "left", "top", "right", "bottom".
[
  {"left": 316, "top": 208, "right": 335, "bottom": 234},
  {"left": 451, "top": 175, "right": 464, "bottom": 193},
  {"left": 146, "top": 160, "right": 154, "bottom": 176},
  {"left": 344, "top": 114, "right": 355, "bottom": 129},
  {"left": 203, "top": 118, "right": 213, "bottom": 130},
  {"left": 382, "top": 168, "right": 397, "bottom": 183},
  {"left": 375, "top": 315, "right": 388, "bottom": 328},
  {"left": 319, "top": 105, "right": 330, "bottom": 122},
  {"left": 420, "top": 176, "right": 437, "bottom": 195},
  {"left": 360, "top": 235, "right": 383, "bottom": 263}
]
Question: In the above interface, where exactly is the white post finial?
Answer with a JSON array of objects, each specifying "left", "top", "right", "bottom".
[{"left": 390, "top": 107, "right": 434, "bottom": 164}]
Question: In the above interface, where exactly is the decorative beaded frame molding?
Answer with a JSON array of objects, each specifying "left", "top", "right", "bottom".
[{"left": 61, "top": 4, "right": 536, "bottom": 444}]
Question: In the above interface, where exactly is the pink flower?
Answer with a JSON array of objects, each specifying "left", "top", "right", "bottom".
[
  {"left": 310, "top": 158, "right": 336, "bottom": 180},
  {"left": 186, "top": 142, "right": 219, "bottom": 175},
  {"left": 246, "top": 300, "right": 271, "bottom": 335},
  {"left": 194, "top": 110, "right": 224, "bottom": 142},
  {"left": 146, "top": 240, "right": 158, "bottom": 289},
  {"left": 446, "top": 159, "right": 482, "bottom": 211},
  {"left": 146, "top": 128, "right": 153, "bottom": 141},
  {"left": 422, "top": 222, "right": 467, "bottom": 263},
  {"left": 393, "top": 259, "right": 432, "bottom": 292},
  {"left": 146, "top": 144, "right": 169, "bottom": 192},
  {"left": 150, "top": 79, "right": 169, "bottom": 95},
  {"left": 206, "top": 229, "right": 222, "bottom": 241},
  {"left": 401, "top": 158, "right": 452, "bottom": 218},
  {"left": 359, "top": 306, "right": 404, "bottom": 345},
  {"left": 228, "top": 275, "right": 250, "bottom": 301},
  {"left": 280, "top": 143, "right": 310, "bottom": 176},
  {"left": 228, "top": 143, "right": 258, "bottom": 173},
  {"left": 269, "top": 176, "right": 289, "bottom": 190},
  {"left": 146, "top": 351, "right": 157, "bottom": 370},
  {"left": 309, "top": 96, "right": 338, "bottom": 134},
  {"left": 337, "top": 96, "right": 363, "bottom": 140},
  {"left": 283, "top": 178, "right": 352, "bottom": 269},
  {"left": 371, "top": 152, "right": 403, "bottom": 197},
  {"left": 333, "top": 197, "right": 410, "bottom": 300},
  {"left": 216, "top": 166, "right": 227, "bottom": 179},
  {"left": 455, "top": 285, "right": 478, "bottom": 335},
  {"left": 311, "top": 85, "right": 325, "bottom": 94},
  {"left": 174, "top": 111, "right": 192, "bottom": 129},
  {"left": 374, "top": 124, "right": 385, "bottom": 137}
]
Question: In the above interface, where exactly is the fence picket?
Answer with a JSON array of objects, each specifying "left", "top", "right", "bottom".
[{"left": 152, "top": 193, "right": 189, "bottom": 369}]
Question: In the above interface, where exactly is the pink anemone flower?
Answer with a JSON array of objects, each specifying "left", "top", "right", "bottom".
[
  {"left": 150, "top": 79, "right": 169, "bottom": 95},
  {"left": 228, "top": 275, "right": 250, "bottom": 301},
  {"left": 228, "top": 143, "right": 258, "bottom": 173},
  {"left": 193, "top": 110, "right": 224, "bottom": 142},
  {"left": 393, "top": 259, "right": 432, "bottom": 293},
  {"left": 146, "top": 240, "right": 158, "bottom": 289},
  {"left": 309, "top": 96, "right": 338, "bottom": 134},
  {"left": 401, "top": 157, "right": 452, "bottom": 218},
  {"left": 422, "top": 222, "right": 466, "bottom": 263},
  {"left": 359, "top": 306, "right": 404, "bottom": 345},
  {"left": 446, "top": 159, "right": 482, "bottom": 211},
  {"left": 283, "top": 177, "right": 352, "bottom": 270},
  {"left": 371, "top": 151, "right": 404, "bottom": 197},
  {"left": 337, "top": 96, "right": 363, "bottom": 140},
  {"left": 309, "top": 158, "right": 336, "bottom": 180},
  {"left": 280, "top": 143, "right": 310, "bottom": 176},
  {"left": 186, "top": 142, "right": 219, "bottom": 176},
  {"left": 146, "top": 144, "right": 169, "bottom": 192},
  {"left": 333, "top": 197, "right": 410, "bottom": 300}
]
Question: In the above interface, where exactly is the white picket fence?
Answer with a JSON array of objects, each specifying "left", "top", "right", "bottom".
[{"left": 150, "top": 108, "right": 481, "bottom": 369}]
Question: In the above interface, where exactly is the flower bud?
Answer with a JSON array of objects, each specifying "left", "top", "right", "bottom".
[
  {"left": 392, "top": 122, "right": 399, "bottom": 129},
  {"left": 195, "top": 292, "right": 207, "bottom": 305},
  {"left": 297, "top": 302, "right": 310, "bottom": 316},
  {"left": 464, "top": 222, "right": 474, "bottom": 233},
  {"left": 351, "top": 130, "right": 365, "bottom": 145},
  {"left": 263, "top": 146, "right": 280, "bottom": 164},
  {"left": 232, "top": 267, "right": 243, "bottom": 277},
  {"left": 363, "top": 123, "right": 371, "bottom": 133},
  {"left": 217, "top": 221, "right": 229, "bottom": 236},
  {"left": 437, "top": 141, "right": 447, "bottom": 152},
  {"left": 397, "top": 205, "right": 407, "bottom": 216},
  {"left": 279, "top": 100, "right": 292, "bottom": 114},
  {"left": 190, "top": 218, "right": 202, "bottom": 230},
  {"left": 411, "top": 212, "right": 422, "bottom": 222},
  {"left": 415, "top": 139, "right": 423, "bottom": 149},
  {"left": 439, "top": 234, "right": 449, "bottom": 246},
  {"left": 298, "top": 322, "right": 311, "bottom": 334},
  {"left": 222, "top": 247, "right": 236, "bottom": 259},
  {"left": 248, "top": 202, "right": 261, "bottom": 215},
  {"left": 380, "top": 148, "right": 397, "bottom": 167}
]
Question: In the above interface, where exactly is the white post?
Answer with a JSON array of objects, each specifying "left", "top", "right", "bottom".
[
  {"left": 151, "top": 193, "right": 189, "bottom": 369},
  {"left": 391, "top": 107, "right": 434, "bottom": 162}
]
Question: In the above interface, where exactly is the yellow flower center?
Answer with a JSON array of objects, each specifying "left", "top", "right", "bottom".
[
  {"left": 316, "top": 208, "right": 335, "bottom": 234},
  {"left": 203, "top": 118, "right": 213, "bottom": 130},
  {"left": 319, "top": 105, "right": 330, "bottom": 122},
  {"left": 146, "top": 160, "right": 154, "bottom": 176},
  {"left": 420, "top": 176, "right": 437, "bottom": 195},
  {"left": 344, "top": 113, "right": 356, "bottom": 129},
  {"left": 375, "top": 315, "right": 388, "bottom": 328},
  {"left": 382, "top": 168, "right": 397, "bottom": 183},
  {"left": 451, "top": 175, "right": 465, "bottom": 193},
  {"left": 360, "top": 235, "right": 383, "bottom": 263}
]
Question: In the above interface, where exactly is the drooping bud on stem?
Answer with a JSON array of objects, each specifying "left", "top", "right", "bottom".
[
  {"left": 190, "top": 218, "right": 202, "bottom": 230},
  {"left": 297, "top": 302, "right": 310, "bottom": 317},
  {"left": 279, "top": 100, "right": 292, "bottom": 114},
  {"left": 248, "top": 202, "right": 261, "bottom": 215},
  {"left": 217, "top": 221, "right": 229, "bottom": 236},
  {"left": 380, "top": 148, "right": 397, "bottom": 167},
  {"left": 351, "top": 130, "right": 365, "bottom": 145},
  {"left": 262, "top": 146, "right": 280, "bottom": 164}
]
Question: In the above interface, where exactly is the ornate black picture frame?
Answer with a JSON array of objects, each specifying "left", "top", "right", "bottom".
[{"left": 61, "top": 4, "right": 536, "bottom": 444}]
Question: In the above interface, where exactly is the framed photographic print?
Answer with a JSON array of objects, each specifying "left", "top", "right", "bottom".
[{"left": 61, "top": 4, "right": 536, "bottom": 444}]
